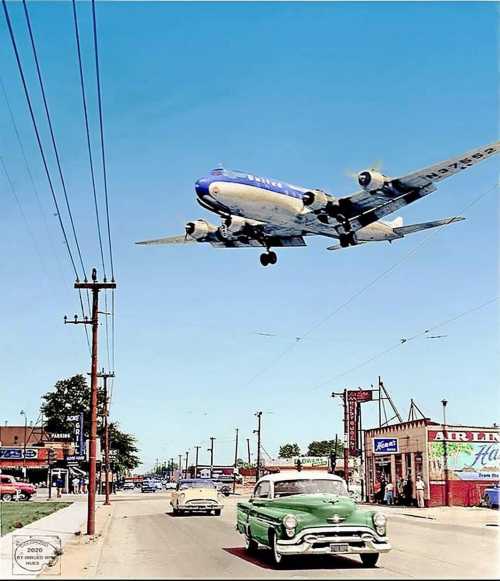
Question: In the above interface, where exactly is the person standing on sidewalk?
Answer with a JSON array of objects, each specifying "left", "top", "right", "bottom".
[
  {"left": 416, "top": 475, "right": 426, "bottom": 508},
  {"left": 55, "top": 476, "right": 64, "bottom": 498},
  {"left": 384, "top": 481, "right": 395, "bottom": 505}
]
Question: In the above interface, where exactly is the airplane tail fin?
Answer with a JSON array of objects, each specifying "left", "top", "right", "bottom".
[{"left": 393, "top": 216, "right": 465, "bottom": 236}]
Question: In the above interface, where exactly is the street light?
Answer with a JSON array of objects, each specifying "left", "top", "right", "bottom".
[
  {"left": 441, "top": 399, "right": 450, "bottom": 507},
  {"left": 20, "top": 410, "right": 27, "bottom": 476}
]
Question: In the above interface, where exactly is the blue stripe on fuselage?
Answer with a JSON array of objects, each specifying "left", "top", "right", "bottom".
[{"left": 195, "top": 173, "right": 308, "bottom": 201}]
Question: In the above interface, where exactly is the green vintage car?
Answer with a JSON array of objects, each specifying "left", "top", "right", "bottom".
[{"left": 237, "top": 471, "right": 391, "bottom": 567}]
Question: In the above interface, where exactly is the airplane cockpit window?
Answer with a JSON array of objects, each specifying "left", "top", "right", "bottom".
[{"left": 210, "top": 169, "right": 249, "bottom": 179}]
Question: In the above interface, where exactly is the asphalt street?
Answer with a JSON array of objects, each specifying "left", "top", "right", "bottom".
[{"left": 87, "top": 492, "right": 500, "bottom": 579}]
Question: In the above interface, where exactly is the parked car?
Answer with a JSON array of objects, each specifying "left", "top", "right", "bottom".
[
  {"left": 0, "top": 475, "right": 36, "bottom": 501},
  {"left": 170, "top": 479, "right": 223, "bottom": 515},
  {"left": 122, "top": 482, "right": 135, "bottom": 491},
  {"left": 165, "top": 481, "right": 177, "bottom": 490},
  {"left": 482, "top": 486, "right": 499, "bottom": 509},
  {"left": 0, "top": 482, "right": 19, "bottom": 502},
  {"left": 141, "top": 481, "right": 157, "bottom": 493},
  {"left": 237, "top": 471, "right": 391, "bottom": 568}
]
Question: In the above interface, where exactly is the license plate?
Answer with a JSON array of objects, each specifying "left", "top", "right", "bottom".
[{"left": 330, "top": 543, "right": 349, "bottom": 553}]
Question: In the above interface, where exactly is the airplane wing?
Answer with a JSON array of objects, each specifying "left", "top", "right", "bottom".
[
  {"left": 135, "top": 235, "right": 196, "bottom": 245},
  {"left": 337, "top": 141, "right": 499, "bottom": 233}
]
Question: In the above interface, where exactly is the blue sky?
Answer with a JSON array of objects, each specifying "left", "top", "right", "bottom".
[{"left": 0, "top": 2, "right": 497, "bottom": 470}]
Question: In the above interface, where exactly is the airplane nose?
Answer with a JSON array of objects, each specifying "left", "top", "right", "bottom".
[{"left": 195, "top": 177, "right": 210, "bottom": 197}]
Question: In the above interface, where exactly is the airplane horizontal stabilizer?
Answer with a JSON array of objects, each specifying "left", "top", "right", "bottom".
[
  {"left": 393, "top": 216, "right": 465, "bottom": 236},
  {"left": 135, "top": 235, "right": 196, "bottom": 246},
  {"left": 326, "top": 241, "right": 368, "bottom": 251}
]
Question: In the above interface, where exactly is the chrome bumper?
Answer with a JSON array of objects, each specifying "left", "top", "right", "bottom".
[
  {"left": 277, "top": 526, "right": 391, "bottom": 556},
  {"left": 176, "top": 503, "right": 223, "bottom": 511}
]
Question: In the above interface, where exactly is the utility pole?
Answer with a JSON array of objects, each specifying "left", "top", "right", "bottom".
[
  {"left": 246, "top": 438, "right": 251, "bottom": 464},
  {"left": 208, "top": 437, "right": 215, "bottom": 478},
  {"left": 184, "top": 451, "right": 189, "bottom": 479},
  {"left": 97, "top": 370, "right": 114, "bottom": 506},
  {"left": 194, "top": 446, "right": 200, "bottom": 479},
  {"left": 442, "top": 399, "right": 450, "bottom": 507},
  {"left": 233, "top": 428, "right": 239, "bottom": 494},
  {"left": 254, "top": 412, "right": 262, "bottom": 482},
  {"left": 65, "top": 268, "right": 116, "bottom": 536},
  {"left": 20, "top": 410, "right": 27, "bottom": 477},
  {"left": 178, "top": 454, "right": 182, "bottom": 479}
]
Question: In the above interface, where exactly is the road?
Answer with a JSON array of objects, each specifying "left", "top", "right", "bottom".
[{"left": 84, "top": 492, "right": 499, "bottom": 579}]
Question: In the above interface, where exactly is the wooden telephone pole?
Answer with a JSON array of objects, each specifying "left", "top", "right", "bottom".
[
  {"left": 208, "top": 437, "right": 215, "bottom": 478},
  {"left": 233, "top": 428, "right": 239, "bottom": 494},
  {"left": 254, "top": 412, "right": 262, "bottom": 481},
  {"left": 65, "top": 268, "right": 116, "bottom": 536},
  {"left": 97, "top": 370, "right": 114, "bottom": 506},
  {"left": 194, "top": 446, "right": 201, "bottom": 478}
]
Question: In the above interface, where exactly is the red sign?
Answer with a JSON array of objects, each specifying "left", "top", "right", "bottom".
[
  {"left": 428, "top": 430, "right": 500, "bottom": 442},
  {"left": 346, "top": 390, "right": 373, "bottom": 456}
]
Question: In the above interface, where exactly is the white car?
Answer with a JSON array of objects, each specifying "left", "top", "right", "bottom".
[{"left": 170, "top": 479, "right": 223, "bottom": 516}]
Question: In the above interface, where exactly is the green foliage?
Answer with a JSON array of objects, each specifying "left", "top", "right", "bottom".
[
  {"left": 307, "top": 439, "right": 344, "bottom": 457},
  {"left": 430, "top": 441, "right": 474, "bottom": 458},
  {"left": 40, "top": 374, "right": 140, "bottom": 475},
  {"left": 279, "top": 443, "right": 301, "bottom": 458}
]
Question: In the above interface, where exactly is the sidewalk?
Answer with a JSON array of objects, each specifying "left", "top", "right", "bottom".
[
  {"left": 365, "top": 503, "right": 500, "bottom": 528},
  {"left": 0, "top": 501, "right": 86, "bottom": 579}
]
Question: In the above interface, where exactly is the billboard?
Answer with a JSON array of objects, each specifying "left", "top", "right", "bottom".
[
  {"left": 347, "top": 390, "right": 373, "bottom": 456},
  {"left": 428, "top": 430, "right": 500, "bottom": 481}
]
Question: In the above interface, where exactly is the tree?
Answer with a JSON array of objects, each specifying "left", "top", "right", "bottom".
[
  {"left": 41, "top": 374, "right": 140, "bottom": 474},
  {"left": 279, "top": 443, "right": 301, "bottom": 458},
  {"left": 307, "top": 440, "right": 344, "bottom": 457}
]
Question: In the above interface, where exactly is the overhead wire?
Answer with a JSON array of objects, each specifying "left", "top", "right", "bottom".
[
  {"left": 309, "top": 295, "right": 499, "bottom": 390},
  {"left": 0, "top": 74, "right": 66, "bottom": 286},
  {"left": 21, "top": 0, "right": 88, "bottom": 283},
  {"left": 91, "top": 0, "right": 115, "bottom": 379},
  {"left": 1, "top": 0, "right": 90, "bottom": 353},
  {"left": 237, "top": 181, "right": 499, "bottom": 392}
]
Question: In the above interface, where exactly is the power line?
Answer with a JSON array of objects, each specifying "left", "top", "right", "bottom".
[
  {"left": 91, "top": 0, "right": 114, "bottom": 280},
  {"left": 235, "top": 182, "right": 499, "bottom": 393},
  {"left": 1, "top": 0, "right": 80, "bottom": 281},
  {"left": 21, "top": 0, "right": 87, "bottom": 282},
  {"left": 2, "top": 0, "right": 90, "bottom": 353},
  {"left": 71, "top": 0, "right": 107, "bottom": 278},
  {"left": 311, "top": 296, "right": 499, "bottom": 390},
  {"left": 0, "top": 74, "right": 66, "bottom": 285}
]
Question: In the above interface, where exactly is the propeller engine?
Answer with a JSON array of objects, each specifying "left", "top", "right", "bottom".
[
  {"left": 185, "top": 219, "right": 216, "bottom": 240},
  {"left": 357, "top": 170, "right": 386, "bottom": 191},
  {"left": 302, "top": 189, "right": 330, "bottom": 211}
]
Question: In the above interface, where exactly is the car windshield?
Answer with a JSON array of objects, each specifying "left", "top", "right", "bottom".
[
  {"left": 273, "top": 479, "right": 348, "bottom": 498},
  {"left": 179, "top": 479, "right": 215, "bottom": 490}
]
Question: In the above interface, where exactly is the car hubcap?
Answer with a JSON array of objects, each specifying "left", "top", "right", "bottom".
[{"left": 273, "top": 537, "right": 281, "bottom": 563}]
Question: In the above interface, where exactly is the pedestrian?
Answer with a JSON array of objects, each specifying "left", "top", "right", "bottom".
[
  {"left": 80, "top": 476, "right": 86, "bottom": 494},
  {"left": 403, "top": 477, "right": 413, "bottom": 506},
  {"left": 379, "top": 478, "right": 386, "bottom": 504},
  {"left": 72, "top": 476, "right": 80, "bottom": 494},
  {"left": 416, "top": 475, "right": 426, "bottom": 508},
  {"left": 55, "top": 476, "right": 64, "bottom": 498},
  {"left": 384, "top": 481, "right": 394, "bottom": 505},
  {"left": 396, "top": 478, "right": 404, "bottom": 504}
]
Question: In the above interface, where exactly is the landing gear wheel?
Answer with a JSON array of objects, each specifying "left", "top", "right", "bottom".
[
  {"left": 270, "top": 531, "right": 285, "bottom": 568},
  {"left": 260, "top": 253, "right": 269, "bottom": 267},
  {"left": 360, "top": 553, "right": 380, "bottom": 568},
  {"left": 339, "top": 232, "right": 356, "bottom": 248},
  {"left": 245, "top": 531, "right": 258, "bottom": 554},
  {"left": 268, "top": 251, "right": 277, "bottom": 265}
]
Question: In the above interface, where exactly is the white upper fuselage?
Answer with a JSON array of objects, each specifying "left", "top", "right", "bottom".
[{"left": 194, "top": 169, "right": 400, "bottom": 242}]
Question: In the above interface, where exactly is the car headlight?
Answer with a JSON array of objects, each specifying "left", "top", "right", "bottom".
[
  {"left": 373, "top": 512, "right": 386, "bottom": 535},
  {"left": 283, "top": 514, "right": 297, "bottom": 536}
]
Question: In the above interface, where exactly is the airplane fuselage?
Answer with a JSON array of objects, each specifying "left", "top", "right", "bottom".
[{"left": 194, "top": 170, "right": 400, "bottom": 242}]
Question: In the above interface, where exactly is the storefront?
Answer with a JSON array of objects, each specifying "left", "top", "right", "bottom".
[{"left": 364, "top": 419, "right": 499, "bottom": 507}]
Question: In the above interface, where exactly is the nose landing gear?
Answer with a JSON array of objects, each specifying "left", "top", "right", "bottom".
[{"left": 260, "top": 251, "right": 277, "bottom": 267}]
